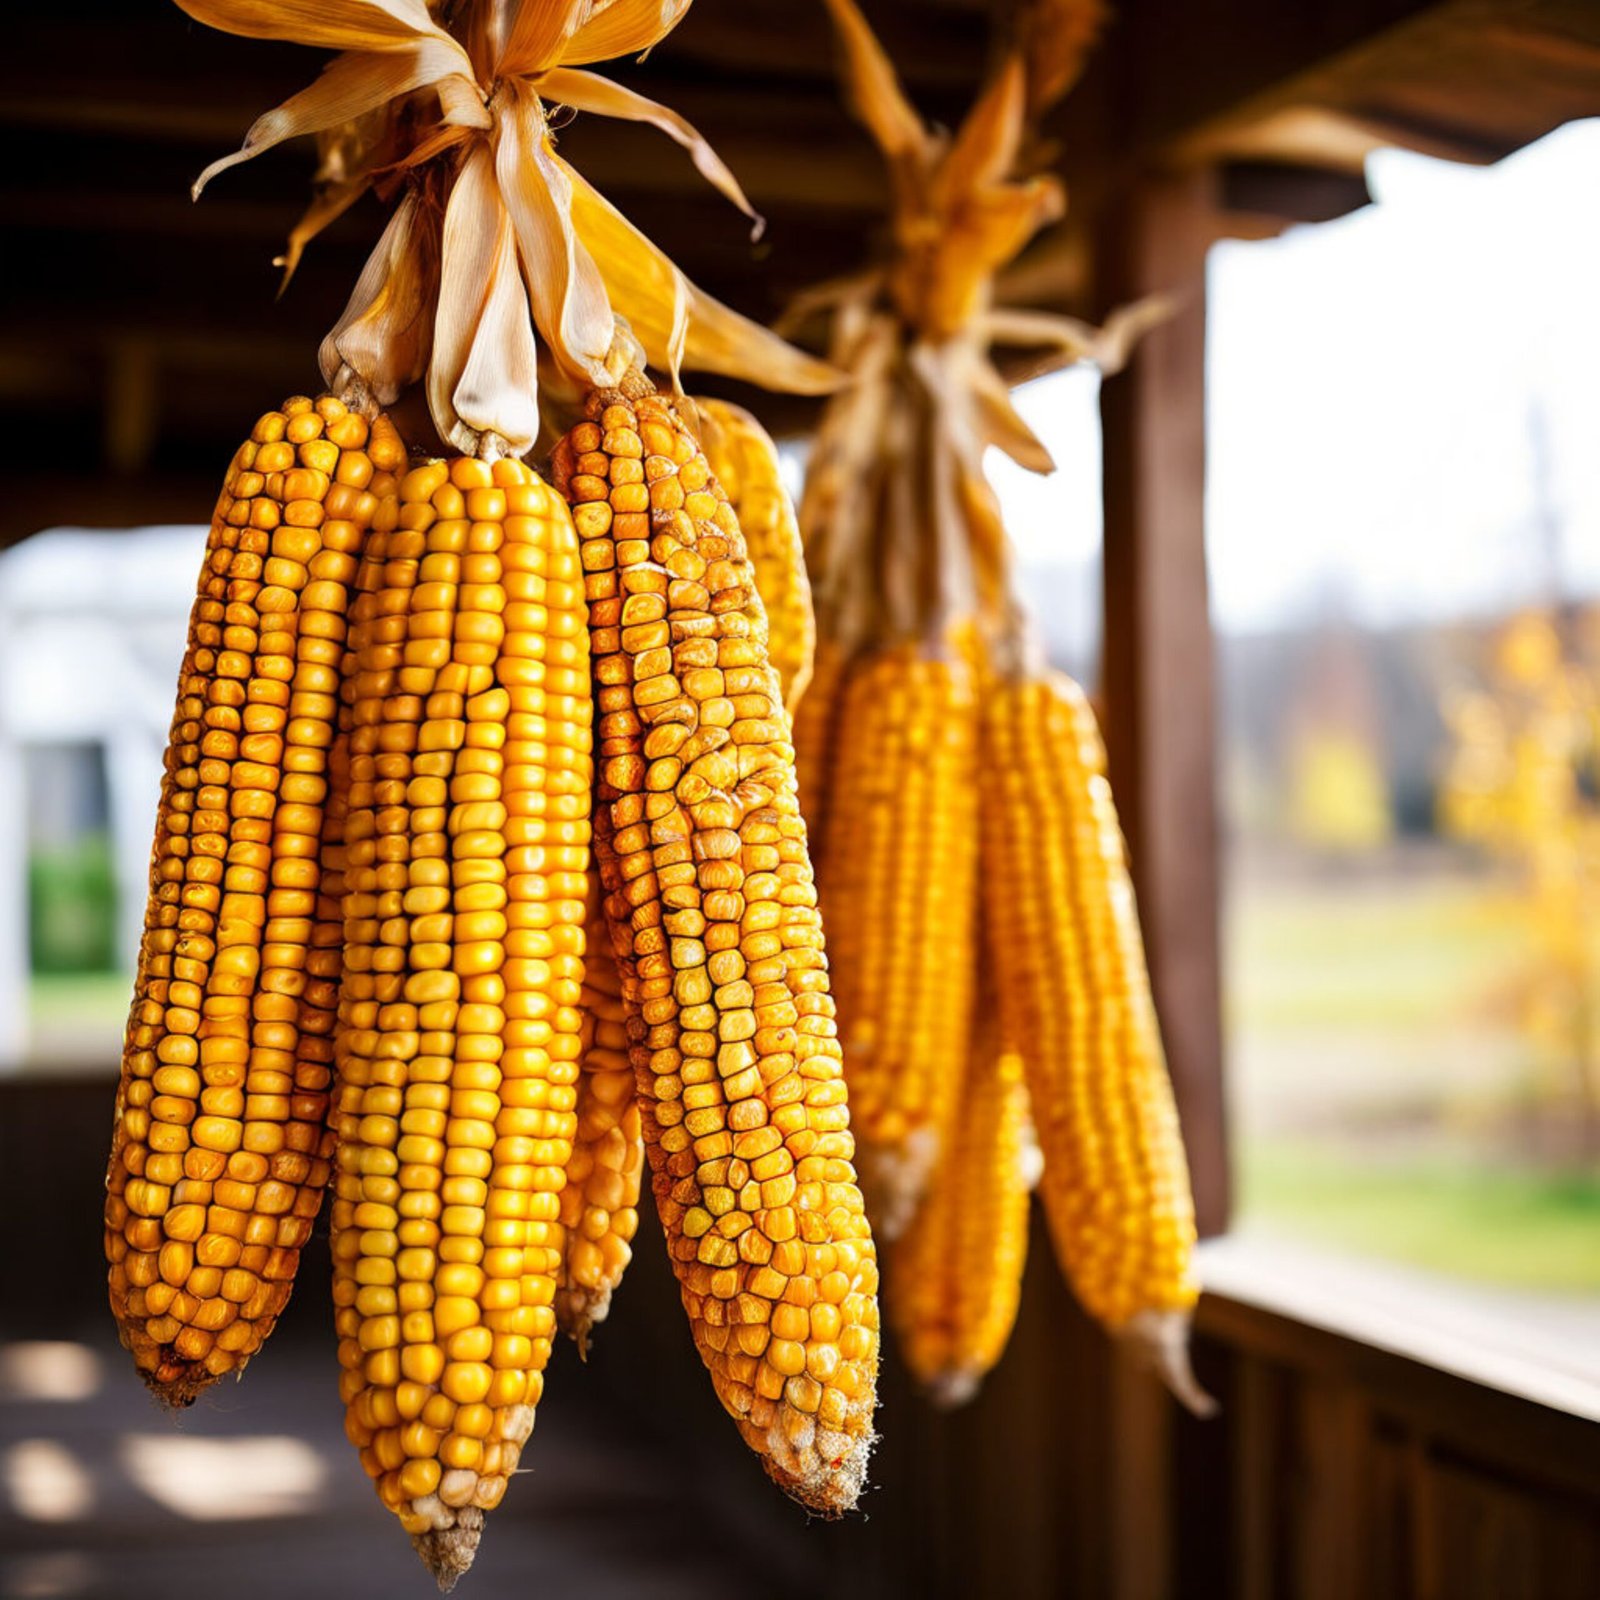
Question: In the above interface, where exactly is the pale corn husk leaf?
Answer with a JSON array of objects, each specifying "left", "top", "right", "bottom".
[
  {"left": 497, "top": 90, "right": 618, "bottom": 386},
  {"left": 318, "top": 185, "right": 436, "bottom": 405},
  {"left": 984, "top": 295, "right": 1171, "bottom": 378},
  {"left": 562, "top": 156, "right": 841, "bottom": 394},
  {"left": 968, "top": 355, "right": 1055, "bottom": 473},
  {"left": 1021, "top": 0, "right": 1107, "bottom": 115},
  {"left": 278, "top": 107, "right": 400, "bottom": 285},
  {"left": 932, "top": 57, "right": 1027, "bottom": 213},
  {"left": 820, "top": 0, "right": 933, "bottom": 169},
  {"left": 193, "top": 42, "right": 482, "bottom": 196},
  {"left": 559, "top": 0, "right": 694, "bottom": 66},
  {"left": 453, "top": 211, "right": 542, "bottom": 456},
  {"left": 173, "top": 0, "right": 443, "bottom": 51},
  {"left": 774, "top": 269, "right": 881, "bottom": 340},
  {"left": 500, "top": 0, "right": 586, "bottom": 77},
  {"left": 913, "top": 175, "right": 1062, "bottom": 337},
  {"left": 430, "top": 144, "right": 502, "bottom": 441},
  {"left": 540, "top": 67, "right": 763, "bottom": 237},
  {"left": 279, "top": 174, "right": 370, "bottom": 285},
  {"left": 431, "top": 145, "right": 540, "bottom": 456}
]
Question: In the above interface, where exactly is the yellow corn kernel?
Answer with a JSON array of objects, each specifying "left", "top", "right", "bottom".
[
  {"left": 331, "top": 455, "right": 590, "bottom": 1584},
  {"left": 788, "top": 637, "right": 849, "bottom": 874},
  {"left": 693, "top": 397, "right": 814, "bottom": 712},
  {"left": 890, "top": 1021, "right": 1031, "bottom": 1405},
  {"left": 817, "top": 641, "right": 979, "bottom": 1236},
  {"left": 554, "top": 898, "right": 644, "bottom": 1354},
  {"left": 979, "top": 668, "right": 1198, "bottom": 1333},
  {"left": 104, "top": 394, "right": 404, "bottom": 1406}
]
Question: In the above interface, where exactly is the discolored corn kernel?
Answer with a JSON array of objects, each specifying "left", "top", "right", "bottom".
[{"left": 553, "top": 383, "right": 879, "bottom": 1518}]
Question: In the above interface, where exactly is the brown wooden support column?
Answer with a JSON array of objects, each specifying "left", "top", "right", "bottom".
[{"left": 1098, "top": 166, "right": 1230, "bottom": 1241}]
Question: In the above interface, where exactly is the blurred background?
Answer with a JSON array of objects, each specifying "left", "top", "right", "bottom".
[{"left": 2, "top": 1, "right": 1598, "bottom": 1597}]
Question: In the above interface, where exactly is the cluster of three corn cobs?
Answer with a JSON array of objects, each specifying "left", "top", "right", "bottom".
[{"left": 104, "top": 385, "right": 880, "bottom": 1586}]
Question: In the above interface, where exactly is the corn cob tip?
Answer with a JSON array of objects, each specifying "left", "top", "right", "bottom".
[
  {"left": 925, "top": 1369, "right": 984, "bottom": 1410},
  {"left": 411, "top": 1507, "right": 483, "bottom": 1592},
  {"left": 554, "top": 1286, "right": 613, "bottom": 1360},
  {"left": 1120, "top": 1309, "right": 1218, "bottom": 1419},
  {"left": 140, "top": 1363, "right": 215, "bottom": 1410},
  {"left": 858, "top": 1128, "right": 941, "bottom": 1241},
  {"left": 758, "top": 1415, "right": 876, "bottom": 1519}
]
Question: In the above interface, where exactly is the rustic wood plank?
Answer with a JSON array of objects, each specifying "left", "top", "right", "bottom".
[
  {"left": 1290, "top": 1379, "right": 1373, "bottom": 1600},
  {"left": 1109, "top": 1343, "right": 1177, "bottom": 1600},
  {"left": 1233, "top": 1354, "right": 1288, "bottom": 1600},
  {"left": 1199, "top": 1291, "right": 1600, "bottom": 1501},
  {"left": 1420, "top": 1452, "right": 1600, "bottom": 1600}
]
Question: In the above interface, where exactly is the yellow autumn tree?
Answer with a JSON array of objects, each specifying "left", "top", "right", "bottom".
[{"left": 1438, "top": 609, "right": 1600, "bottom": 1159}]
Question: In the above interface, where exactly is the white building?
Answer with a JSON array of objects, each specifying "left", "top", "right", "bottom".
[{"left": 0, "top": 526, "right": 204, "bottom": 1068}]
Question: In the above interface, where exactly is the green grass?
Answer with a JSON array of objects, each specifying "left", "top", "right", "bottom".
[{"left": 1238, "top": 1136, "right": 1600, "bottom": 1293}]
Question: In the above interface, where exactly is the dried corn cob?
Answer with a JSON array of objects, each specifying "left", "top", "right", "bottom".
[
  {"left": 817, "top": 642, "right": 979, "bottom": 1236},
  {"left": 331, "top": 455, "right": 592, "bottom": 1585},
  {"left": 980, "top": 669, "right": 1199, "bottom": 1345},
  {"left": 553, "top": 380, "right": 879, "bottom": 1515},
  {"left": 105, "top": 395, "right": 404, "bottom": 1404},
  {"left": 790, "top": 637, "right": 850, "bottom": 871},
  {"left": 556, "top": 902, "right": 644, "bottom": 1353},
  {"left": 695, "top": 397, "right": 815, "bottom": 711},
  {"left": 889, "top": 1022, "right": 1030, "bottom": 1406}
]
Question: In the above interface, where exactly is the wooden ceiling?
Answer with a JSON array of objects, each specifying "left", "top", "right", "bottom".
[{"left": 2, "top": 0, "right": 1599, "bottom": 545}]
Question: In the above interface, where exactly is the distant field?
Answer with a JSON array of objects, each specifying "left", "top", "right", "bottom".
[
  {"left": 1225, "top": 857, "right": 1525, "bottom": 1037},
  {"left": 1225, "top": 849, "right": 1598, "bottom": 1294}
]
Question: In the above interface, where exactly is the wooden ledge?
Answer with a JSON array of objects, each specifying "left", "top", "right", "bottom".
[{"left": 1197, "top": 1232, "right": 1600, "bottom": 1424}]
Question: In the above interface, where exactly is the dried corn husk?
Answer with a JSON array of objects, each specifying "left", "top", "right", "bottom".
[
  {"left": 181, "top": 0, "right": 839, "bottom": 456},
  {"left": 802, "top": 0, "right": 1155, "bottom": 653}
]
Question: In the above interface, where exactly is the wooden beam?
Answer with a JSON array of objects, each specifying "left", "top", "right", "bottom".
[
  {"left": 1097, "top": 168, "right": 1230, "bottom": 1239},
  {"left": 1167, "top": 0, "right": 1600, "bottom": 178},
  {"left": 1219, "top": 160, "right": 1372, "bottom": 222}
]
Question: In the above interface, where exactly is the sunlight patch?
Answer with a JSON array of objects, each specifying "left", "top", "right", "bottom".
[
  {"left": 4, "top": 1440, "right": 94, "bottom": 1522},
  {"left": 119, "top": 1435, "right": 326, "bottom": 1521},
  {"left": 0, "top": 1343, "right": 102, "bottom": 1404}
]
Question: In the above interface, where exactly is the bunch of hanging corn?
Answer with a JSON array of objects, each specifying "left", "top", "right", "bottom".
[
  {"left": 104, "top": 0, "right": 874, "bottom": 1584},
  {"left": 793, "top": 0, "right": 1204, "bottom": 1410}
]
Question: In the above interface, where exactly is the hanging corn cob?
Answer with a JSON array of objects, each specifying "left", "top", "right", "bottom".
[
  {"left": 889, "top": 1010, "right": 1032, "bottom": 1406},
  {"left": 105, "top": 395, "right": 405, "bottom": 1405},
  {"left": 818, "top": 642, "right": 979, "bottom": 1235},
  {"left": 556, "top": 899, "right": 643, "bottom": 1352},
  {"left": 171, "top": 0, "right": 872, "bottom": 1568},
  {"left": 980, "top": 664, "right": 1200, "bottom": 1350},
  {"left": 552, "top": 381, "right": 879, "bottom": 1514},
  {"left": 694, "top": 396, "right": 815, "bottom": 711},
  {"left": 329, "top": 456, "right": 593, "bottom": 1584},
  {"left": 795, "top": 0, "right": 1205, "bottom": 1407}
]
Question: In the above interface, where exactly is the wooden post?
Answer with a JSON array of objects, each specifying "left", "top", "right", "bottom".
[{"left": 1098, "top": 166, "right": 1231, "bottom": 1239}]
